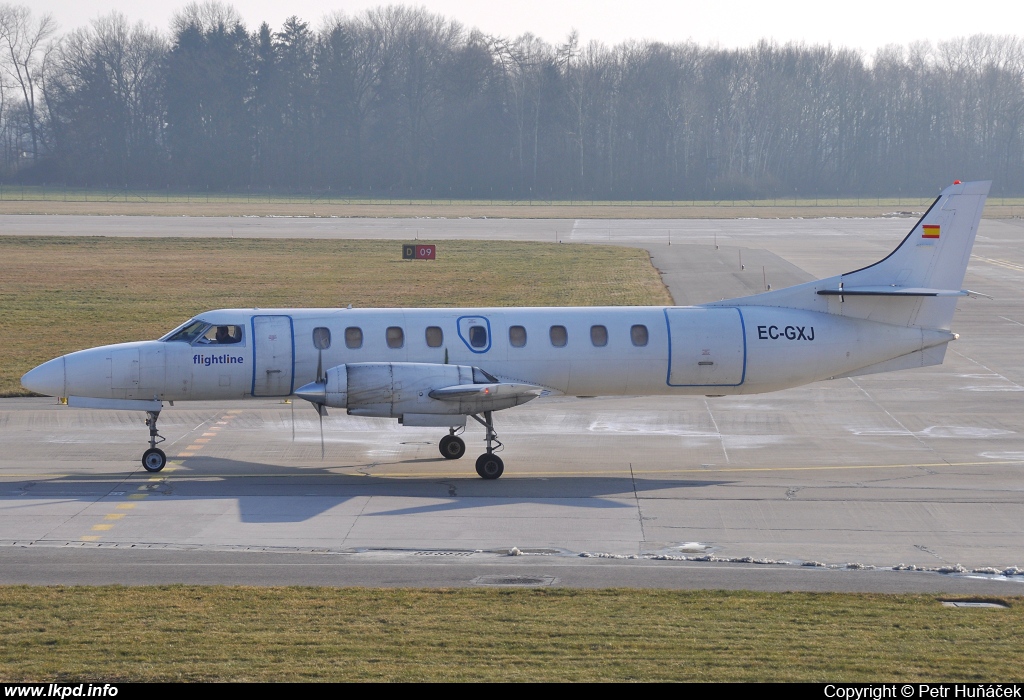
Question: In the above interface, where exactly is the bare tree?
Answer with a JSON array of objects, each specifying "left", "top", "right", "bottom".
[
  {"left": 0, "top": 4, "right": 56, "bottom": 164},
  {"left": 45, "top": 12, "right": 165, "bottom": 184}
]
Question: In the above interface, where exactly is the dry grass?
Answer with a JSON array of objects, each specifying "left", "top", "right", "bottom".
[
  {"left": 0, "top": 587, "right": 1021, "bottom": 682},
  {"left": 0, "top": 237, "right": 671, "bottom": 395}
]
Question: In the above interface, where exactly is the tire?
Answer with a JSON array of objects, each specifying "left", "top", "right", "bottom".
[
  {"left": 142, "top": 447, "right": 166, "bottom": 472},
  {"left": 439, "top": 435, "right": 466, "bottom": 460},
  {"left": 475, "top": 453, "right": 504, "bottom": 480}
]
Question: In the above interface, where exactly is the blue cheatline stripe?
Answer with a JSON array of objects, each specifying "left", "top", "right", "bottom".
[
  {"left": 249, "top": 315, "right": 257, "bottom": 397},
  {"left": 288, "top": 315, "right": 295, "bottom": 395}
]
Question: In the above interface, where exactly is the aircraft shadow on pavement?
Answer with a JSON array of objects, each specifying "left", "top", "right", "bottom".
[{"left": 5, "top": 456, "right": 733, "bottom": 524}]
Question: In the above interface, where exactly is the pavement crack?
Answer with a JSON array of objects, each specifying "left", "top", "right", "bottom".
[
  {"left": 356, "top": 462, "right": 379, "bottom": 477},
  {"left": 628, "top": 461, "right": 647, "bottom": 545},
  {"left": 784, "top": 486, "right": 803, "bottom": 500},
  {"left": 848, "top": 378, "right": 952, "bottom": 468},
  {"left": 914, "top": 544, "right": 945, "bottom": 561},
  {"left": 703, "top": 399, "right": 730, "bottom": 464}
]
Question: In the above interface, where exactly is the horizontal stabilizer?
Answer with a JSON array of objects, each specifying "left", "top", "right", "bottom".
[{"left": 816, "top": 287, "right": 968, "bottom": 297}]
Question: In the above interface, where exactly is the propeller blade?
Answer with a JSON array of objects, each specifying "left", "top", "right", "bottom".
[
  {"left": 318, "top": 403, "right": 325, "bottom": 460},
  {"left": 290, "top": 397, "right": 295, "bottom": 442}
]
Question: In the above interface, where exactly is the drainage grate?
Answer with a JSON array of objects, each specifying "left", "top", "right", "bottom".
[
  {"left": 472, "top": 575, "right": 556, "bottom": 587},
  {"left": 412, "top": 551, "right": 475, "bottom": 557},
  {"left": 942, "top": 601, "right": 1009, "bottom": 608}
]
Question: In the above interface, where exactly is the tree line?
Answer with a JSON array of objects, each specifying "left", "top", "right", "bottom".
[{"left": 4, "top": 1, "right": 1024, "bottom": 198}]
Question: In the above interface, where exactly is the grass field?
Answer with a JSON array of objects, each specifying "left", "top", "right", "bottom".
[
  {"left": 1, "top": 185, "right": 1022, "bottom": 218},
  {"left": 0, "top": 587, "right": 1020, "bottom": 682},
  {"left": 0, "top": 236, "right": 671, "bottom": 396}
]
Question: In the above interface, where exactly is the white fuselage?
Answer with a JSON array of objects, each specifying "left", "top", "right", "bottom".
[
  {"left": 33, "top": 304, "right": 950, "bottom": 405},
  {"left": 16, "top": 180, "right": 985, "bottom": 478}
]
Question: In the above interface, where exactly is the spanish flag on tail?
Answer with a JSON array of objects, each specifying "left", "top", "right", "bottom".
[{"left": 922, "top": 224, "right": 940, "bottom": 239}]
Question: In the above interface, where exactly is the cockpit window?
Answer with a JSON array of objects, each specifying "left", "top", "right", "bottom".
[
  {"left": 198, "top": 325, "right": 243, "bottom": 345},
  {"left": 163, "top": 321, "right": 244, "bottom": 345},
  {"left": 163, "top": 320, "right": 209, "bottom": 343}
]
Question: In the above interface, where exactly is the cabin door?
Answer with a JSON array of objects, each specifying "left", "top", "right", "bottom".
[
  {"left": 252, "top": 315, "right": 294, "bottom": 396},
  {"left": 666, "top": 308, "right": 745, "bottom": 387}
]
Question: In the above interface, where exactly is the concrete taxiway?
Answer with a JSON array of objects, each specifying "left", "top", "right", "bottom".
[{"left": 2, "top": 214, "right": 1023, "bottom": 591}]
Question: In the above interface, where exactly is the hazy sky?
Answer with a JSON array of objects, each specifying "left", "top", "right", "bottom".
[{"left": 26, "top": 0, "right": 1024, "bottom": 57}]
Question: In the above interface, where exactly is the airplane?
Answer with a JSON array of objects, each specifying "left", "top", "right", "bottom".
[{"left": 21, "top": 180, "right": 990, "bottom": 480}]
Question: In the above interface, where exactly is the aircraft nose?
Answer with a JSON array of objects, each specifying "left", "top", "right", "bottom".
[{"left": 21, "top": 356, "right": 66, "bottom": 397}]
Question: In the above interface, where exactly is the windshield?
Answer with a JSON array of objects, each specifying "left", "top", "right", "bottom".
[{"left": 162, "top": 320, "right": 209, "bottom": 343}]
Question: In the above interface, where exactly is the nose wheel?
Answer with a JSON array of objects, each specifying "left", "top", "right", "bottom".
[
  {"left": 141, "top": 409, "right": 167, "bottom": 472},
  {"left": 143, "top": 447, "right": 167, "bottom": 472}
]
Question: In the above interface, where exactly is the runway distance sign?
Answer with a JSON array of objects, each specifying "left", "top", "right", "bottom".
[{"left": 403, "top": 244, "right": 436, "bottom": 260}]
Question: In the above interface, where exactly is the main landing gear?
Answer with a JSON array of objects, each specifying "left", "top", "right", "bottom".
[
  {"left": 435, "top": 413, "right": 504, "bottom": 479},
  {"left": 141, "top": 410, "right": 167, "bottom": 472},
  {"left": 470, "top": 411, "right": 503, "bottom": 480},
  {"left": 438, "top": 427, "right": 466, "bottom": 460}
]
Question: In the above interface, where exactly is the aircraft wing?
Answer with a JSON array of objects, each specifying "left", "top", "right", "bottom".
[{"left": 429, "top": 382, "right": 544, "bottom": 412}]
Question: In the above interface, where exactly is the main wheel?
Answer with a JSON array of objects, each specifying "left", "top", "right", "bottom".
[
  {"left": 475, "top": 453, "right": 504, "bottom": 480},
  {"left": 439, "top": 435, "right": 466, "bottom": 460},
  {"left": 142, "top": 447, "right": 166, "bottom": 472}
]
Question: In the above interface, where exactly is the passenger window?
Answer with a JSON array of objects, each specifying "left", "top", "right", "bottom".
[
  {"left": 631, "top": 324, "right": 649, "bottom": 347},
  {"left": 469, "top": 325, "right": 488, "bottom": 349},
  {"left": 345, "top": 327, "right": 363, "bottom": 349},
  {"left": 590, "top": 325, "right": 608, "bottom": 347},
  {"left": 312, "top": 327, "right": 331, "bottom": 350},
  {"left": 386, "top": 326, "right": 404, "bottom": 349},
  {"left": 550, "top": 325, "right": 568, "bottom": 348},
  {"left": 509, "top": 325, "right": 527, "bottom": 348},
  {"left": 425, "top": 326, "right": 443, "bottom": 348}
]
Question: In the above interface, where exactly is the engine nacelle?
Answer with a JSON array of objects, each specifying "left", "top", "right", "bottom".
[{"left": 323, "top": 362, "right": 477, "bottom": 417}]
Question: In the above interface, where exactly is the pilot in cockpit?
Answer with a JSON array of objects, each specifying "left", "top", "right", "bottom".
[{"left": 215, "top": 325, "right": 240, "bottom": 344}]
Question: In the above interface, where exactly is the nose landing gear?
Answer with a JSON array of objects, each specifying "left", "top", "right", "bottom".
[{"left": 141, "top": 410, "right": 167, "bottom": 472}]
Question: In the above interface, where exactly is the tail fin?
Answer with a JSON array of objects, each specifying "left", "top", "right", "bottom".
[
  {"left": 839, "top": 180, "right": 989, "bottom": 293},
  {"left": 714, "top": 180, "right": 990, "bottom": 330}
]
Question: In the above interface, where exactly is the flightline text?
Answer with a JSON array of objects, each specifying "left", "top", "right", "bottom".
[{"left": 193, "top": 354, "right": 244, "bottom": 366}]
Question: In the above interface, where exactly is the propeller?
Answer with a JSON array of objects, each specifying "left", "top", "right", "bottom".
[
  {"left": 314, "top": 345, "right": 326, "bottom": 460},
  {"left": 296, "top": 329, "right": 332, "bottom": 460}
]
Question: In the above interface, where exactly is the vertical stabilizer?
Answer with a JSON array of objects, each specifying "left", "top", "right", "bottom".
[
  {"left": 840, "top": 180, "right": 989, "bottom": 292},
  {"left": 711, "top": 180, "right": 990, "bottom": 331}
]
